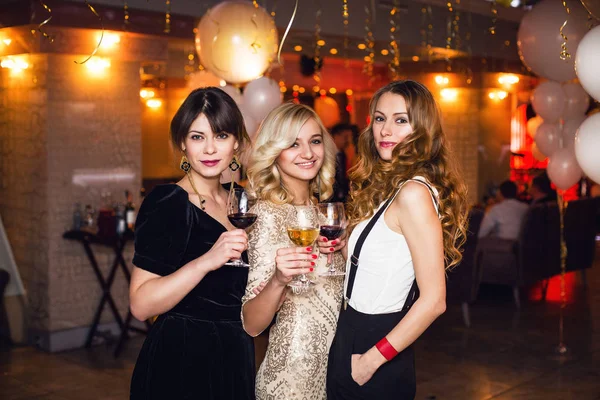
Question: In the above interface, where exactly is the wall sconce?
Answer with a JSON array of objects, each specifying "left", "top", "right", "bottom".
[
  {"left": 2, "top": 38, "right": 11, "bottom": 46},
  {"left": 146, "top": 99, "right": 163, "bottom": 109},
  {"left": 329, "top": 87, "right": 337, "bottom": 94},
  {"left": 85, "top": 57, "right": 110, "bottom": 74},
  {"left": 440, "top": 88, "right": 458, "bottom": 101},
  {"left": 489, "top": 90, "right": 508, "bottom": 100},
  {"left": 435, "top": 75, "right": 450, "bottom": 86},
  {"left": 498, "top": 74, "right": 519, "bottom": 86},
  {"left": 99, "top": 32, "right": 121, "bottom": 49},
  {"left": 1, "top": 57, "right": 29, "bottom": 74},
  {"left": 140, "top": 89, "right": 155, "bottom": 99}
]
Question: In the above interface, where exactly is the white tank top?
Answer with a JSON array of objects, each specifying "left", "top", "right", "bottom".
[{"left": 344, "top": 176, "right": 440, "bottom": 314}]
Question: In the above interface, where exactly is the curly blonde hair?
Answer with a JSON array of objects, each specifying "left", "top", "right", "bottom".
[
  {"left": 247, "top": 102, "right": 337, "bottom": 204},
  {"left": 348, "top": 80, "right": 468, "bottom": 270}
]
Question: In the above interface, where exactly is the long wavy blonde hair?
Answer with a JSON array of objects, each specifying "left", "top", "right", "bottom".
[
  {"left": 247, "top": 102, "right": 337, "bottom": 204},
  {"left": 348, "top": 80, "right": 468, "bottom": 270}
]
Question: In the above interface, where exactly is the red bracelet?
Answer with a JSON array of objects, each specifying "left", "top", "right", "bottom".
[{"left": 375, "top": 337, "right": 398, "bottom": 361}]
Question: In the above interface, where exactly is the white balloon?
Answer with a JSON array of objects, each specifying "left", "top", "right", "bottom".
[
  {"left": 242, "top": 77, "right": 283, "bottom": 122},
  {"left": 562, "top": 116, "right": 587, "bottom": 148},
  {"left": 574, "top": 113, "right": 600, "bottom": 184},
  {"left": 535, "top": 122, "right": 562, "bottom": 157},
  {"left": 195, "top": 1, "right": 278, "bottom": 84},
  {"left": 532, "top": 143, "right": 546, "bottom": 161},
  {"left": 548, "top": 148, "right": 583, "bottom": 190},
  {"left": 221, "top": 85, "right": 243, "bottom": 105},
  {"left": 517, "top": 0, "right": 590, "bottom": 82},
  {"left": 238, "top": 105, "right": 259, "bottom": 138},
  {"left": 562, "top": 83, "right": 590, "bottom": 120},
  {"left": 575, "top": 25, "right": 600, "bottom": 102},
  {"left": 531, "top": 81, "right": 566, "bottom": 123}
]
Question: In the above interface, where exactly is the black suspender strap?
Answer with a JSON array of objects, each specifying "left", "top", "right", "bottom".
[
  {"left": 344, "top": 178, "right": 437, "bottom": 311},
  {"left": 344, "top": 196, "right": 394, "bottom": 309}
]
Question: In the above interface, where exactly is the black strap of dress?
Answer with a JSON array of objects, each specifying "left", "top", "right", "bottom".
[{"left": 344, "top": 179, "right": 438, "bottom": 311}]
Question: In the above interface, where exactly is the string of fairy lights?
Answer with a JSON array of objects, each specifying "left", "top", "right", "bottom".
[
  {"left": 388, "top": 0, "right": 401, "bottom": 80},
  {"left": 363, "top": 4, "right": 375, "bottom": 78},
  {"left": 21, "top": 0, "right": 541, "bottom": 88}
]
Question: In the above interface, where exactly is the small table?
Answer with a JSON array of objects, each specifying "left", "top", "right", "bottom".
[{"left": 63, "top": 229, "right": 150, "bottom": 356}]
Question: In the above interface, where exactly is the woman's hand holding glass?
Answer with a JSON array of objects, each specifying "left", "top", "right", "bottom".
[
  {"left": 200, "top": 229, "right": 248, "bottom": 271},
  {"left": 317, "top": 233, "right": 347, "bottom": 255},
  {"left": 272, "top": 246, "right": 317, "bottom": 286}
]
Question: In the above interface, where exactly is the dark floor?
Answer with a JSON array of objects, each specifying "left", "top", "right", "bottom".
[{"left": 2, "top": 245, "right": 600, "bottom": 400}]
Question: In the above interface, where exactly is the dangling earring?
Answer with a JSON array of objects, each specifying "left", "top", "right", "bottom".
[
  {"left": 180, "top": 155, "right": 191, "bottom": 173},
  {"left": 229, "top": 155, "right": 241, "bottom": 172},
  {"left": 180, "top": 155, "right": 205, "bottom": 210}
]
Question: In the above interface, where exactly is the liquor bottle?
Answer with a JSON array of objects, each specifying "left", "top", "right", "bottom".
[
  {"left": 125, "top": 190, "right": 136, "bottom": 230},
  {"left": 115, "top": 204, "right": 126, "bottom": 236}
]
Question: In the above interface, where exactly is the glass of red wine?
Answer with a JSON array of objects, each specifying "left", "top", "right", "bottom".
[
  {"left": 317, "top": 202, "right": 346, "bottom": 277},
  {"left": 225, "top": 188, "right": 257, "bottom": 267}
]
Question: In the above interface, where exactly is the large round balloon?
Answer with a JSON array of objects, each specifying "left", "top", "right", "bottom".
[
  {"left": 531, "top": 82, "right": 566, "bottom": 123},
  {"left": 575, "top": 25, "right": 600, "bottom": 102},
  {"left": 574, "top": 113, "right": 600, "bottom": 184},
  {"left": 314, "top": 96, "right": 341, "bottom": 128},
  {"left": 581, "top": 0, "right": 600, "bottom": 19},
  {"left": 532, "top": 143, "right": 546, "bottom": 161},
  {"left": 195, "top": 1, "right": 278, "bottom": 84},
  {"left": 242, "top": 77, "right": 283, "bottom": 122},
  {"left": 535, "top": 122, "right": 562, "bottom": 157},
  {"left": 562, "top": 83, "right": 590, "bottom": 120},
  {"left": 517, "top": 0, "right": 589, "bottom": 82},
  {"left": 238, "top": 104, "right": 259, "bottom": 138},
  {"left": 547, "top": 148, "right": 583, "bottom": 190},
  {"left": 527, "top": 116, "right": 543, "bottom": 138},
  {"left": 220, "top": 84, "right": 244, "bottom": 105},
  {"left": 562, "top": 116, "right": 587, "bottom": 148}
]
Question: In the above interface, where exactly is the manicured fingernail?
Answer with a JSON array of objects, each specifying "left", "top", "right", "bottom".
[
  {"left": 306, "top": 247, "right": 312, "bottom": 252},
  {"left": 311, "top": 262, "right": 315, "bottom": 266},
  {"left": 322, "top": 237, "right": 328, "bottom": 242},
  {"left": 312, "top": 254, "right": 318, "bottom": 259},
  {"left": 329, "top": 247, "right": 335, "bottom": 252},
  {"left": 310, "top": 267, "right": 314, "bottom": 272},
  {"left": 332, "top": 240, "right": 338, "bottom": 245}
]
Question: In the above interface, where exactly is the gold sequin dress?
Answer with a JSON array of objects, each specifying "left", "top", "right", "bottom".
[{"left": 242, "top": 200, "right": 345, "bottom": 400}]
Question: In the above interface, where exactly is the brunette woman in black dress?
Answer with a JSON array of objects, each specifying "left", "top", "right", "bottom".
[{"left": 129, "top": 87, "right": 254, "bottom": 400}]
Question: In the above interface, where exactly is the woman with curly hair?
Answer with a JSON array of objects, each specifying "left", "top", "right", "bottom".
[
  {"left": 326, "top": 80, "right": 468, "bottom": 399},
  {"left": 242, "top": 102, "right": 346, "bottom": 399}
]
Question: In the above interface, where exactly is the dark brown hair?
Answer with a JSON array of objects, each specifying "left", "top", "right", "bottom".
[{"left": 170, "top": 87, "right": 250, "bottom": 151}]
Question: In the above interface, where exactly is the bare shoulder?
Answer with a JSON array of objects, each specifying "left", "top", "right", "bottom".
[{"left": 395, "top": 181, "right": 436, "bottom": 210}]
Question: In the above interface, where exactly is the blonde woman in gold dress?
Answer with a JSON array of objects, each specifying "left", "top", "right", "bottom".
[{"left": 242, "top": 103, "right": 346, "bottom": 399}]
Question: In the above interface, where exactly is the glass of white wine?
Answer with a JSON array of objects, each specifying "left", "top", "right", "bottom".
[{"left": 286, "top": 205, "right": 320, "bottom": 292}]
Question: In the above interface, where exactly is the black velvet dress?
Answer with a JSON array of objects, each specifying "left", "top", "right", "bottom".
[{"left": 130, "top": 184, "right": 255, "bottom": 400}]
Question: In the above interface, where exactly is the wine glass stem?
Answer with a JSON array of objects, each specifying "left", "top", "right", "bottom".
[{"left": 327, "top": 253, "right": 334, "bottom": 272}]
